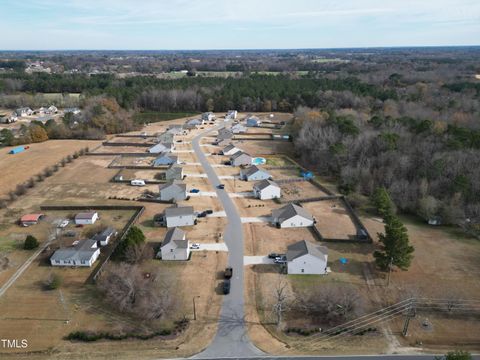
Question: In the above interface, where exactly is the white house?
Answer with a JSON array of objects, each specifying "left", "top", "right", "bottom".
[
  {"left": 202, "top": 112, "right": 215, "bottom": 121},
  {"left": 157, "top": 227, "right": 190, "bottom": 261},
  {"left": 14, "top": 107, "right": 33, "bottom": 117},
  {"left": 156, "top": 206, "right": 196, "bottom": 228},
  {"left": 148, "top": 142, "right": 174, "bottom": 154},
  {"left": 50, "top": 239, "right": 100, "bottom": 267},
  {"left": 92, "top": 227, "right": 117, "bottom": 246},
  {"left": 221, "top": 143, "right": 241, "bottom": 156},
  {"left": 240, "top": 165, "right": 271, "bottom": 181},
  {"left": 230, "top": 151, "right": 252, "bottom": 166},
  {"left": 253, "top": 179, "right": 281, "bottom": 200},
  {"left": 0, "top": 114, "right": 17, "bottom": 124},
  {"left": 231, "top": 123, "right": 247, "bottom": 134},
  {"left": 226, "top": 110, "right": 238, "bottom": 120},
  {"left": 271, "top": 203, "right": 314, "bottom": 228},
  {"left": 287, "top": 240, "right": 328, "bottom": 275},
  {"left": 159, "top": 180, "right": 187, "bottom": 202},
  {"left": 74, "top": 211, "right": 99, "bottom": 225}
]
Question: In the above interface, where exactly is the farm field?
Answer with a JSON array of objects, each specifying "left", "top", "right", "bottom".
[{"left": 0, "top": 140, "right": 101, "bottom": 198}]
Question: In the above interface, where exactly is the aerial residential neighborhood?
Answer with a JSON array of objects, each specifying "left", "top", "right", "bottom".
[{"left": 0, "top": 1, "right": 479, "bottom": 360}]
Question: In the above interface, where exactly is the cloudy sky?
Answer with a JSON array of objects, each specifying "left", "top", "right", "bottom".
[{"left": 1, "top": 0, "right": 479, "bottom": 50}]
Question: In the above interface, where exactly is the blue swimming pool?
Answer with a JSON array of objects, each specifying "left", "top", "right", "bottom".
[{"left": 252, "top": 157, "right": 266, "bottom": 165}]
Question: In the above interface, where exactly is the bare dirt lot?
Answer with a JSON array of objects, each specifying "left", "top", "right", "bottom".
[{"left": 0, "top": 140, "right": 101, "bottom": 198}]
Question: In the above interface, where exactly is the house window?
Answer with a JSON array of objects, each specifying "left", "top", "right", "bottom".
[
  {"left": 301, "top": 269, "right": 304, "bottom": 273},
  {"left": 170, "top": 249, "right": 174, "bottom": 252}
]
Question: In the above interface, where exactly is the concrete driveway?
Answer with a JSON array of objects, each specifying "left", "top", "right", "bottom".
[
  {"left": 190, "top": 243, "right": 228, "bottom": 252},
  {"left": 243, "top": 256, "right": 275, "bottom": 266}
]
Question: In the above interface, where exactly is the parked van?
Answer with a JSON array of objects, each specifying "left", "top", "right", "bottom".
[{"left": 131, "top": 179, "right": 146, "bottom": 186}]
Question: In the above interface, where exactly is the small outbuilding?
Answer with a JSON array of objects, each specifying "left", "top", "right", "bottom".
[
  {"left": 20, "top": 213, "right": 45, "bottom": 226},
  {"left": 157, "top": 227, "right": 190, "bottom": 261},
  {"left": 159, "top": 180, "right": 187, "bottom": 202},
  {"left": 74, "top": 211, "right": 99, "bottom": 225},
  {"left": 253, "top": 179, "right": 281, "bottom": 200},
  {"left": 286, "top": 240, "right": 328, "bottom": 275},
  {"left": 240, "top": 165, "right": 271, "bottom": 181},
  {"left": 271, "top": 203, "right": 314, "bottom": 228},
  {"left": 92, "top": 227, "right": 117, "bottom": 246},
  {"left": 230, "top": 151, "right": 252, "bottom": 167}
]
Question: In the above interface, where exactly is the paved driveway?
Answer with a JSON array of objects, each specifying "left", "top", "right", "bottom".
[
  {"left": 243, "top": 256, "right": 275, "bottom": 266},
  {"left": 192, "top": 121, "right": 263, "bottom": 358}
]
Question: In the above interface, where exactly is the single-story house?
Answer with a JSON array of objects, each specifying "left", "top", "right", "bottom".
[
  {"left": 217, "top": 128, "right": 233, "bottom": 141},
  {"left": 231, "top": 123, "right": 247, "bottom": 134},
  {"left": 271, "top": 203, "right": 314, "bottom": 228},
  {"left": 230, "top": 151, "right": 252, "bottom": 167},
  {"left": 20, "top": 213, "right": 45, "bottom": 226},
  {"left": 186, "top": 118, "right": 204, "bottom": 127},
  {"left": 153, "top": 153, "right": 179, "bottom": 166},
  {"left": 148, "top": 142, "right": 174, "bottom": 154},
  {"left": 92, "top": 227, "right": 117, "bottom": 246},
  {"left": 253, "top": 179, "right": 281, "bottom": 200},
  {"left": 226, "top": 110, "right": 238, "bottom": 120},
  {"left": 157, "top": 227, "right": 190, "bottom": 261},
  {"left": 246, "top": 116, "right": 261, "bottom": 127},
  {"left": 64, "top": 107, "right": 81, "bottom": 115},
  {"left": 74, "top": 211, "right": 99, "bottom": 225},
  {"left": 157, "top": 131, "right": 174, "bottom": 143},
  {"left": 221, "top": 143, "right": 241, "bottom": 156},
  {"left": 164, "top": 206, "right": 196, "bottom": 227},
  {"left": 240, "top": 165, "right": 271, "bottom": 181},
  {"left": 167, "top": 125, "right": 184, "bottom": 135},
  {"left": 14, "top": 107, "right": 33, "bottom": 117},
  {"left": 159, "top": 180, "right": 187, "bottom": 202},
  {"left": 50, "top": 239, "right": 100, "bottom": 267},
  {"left": 165, "top": 163, "right": 184, "bottom": 180},
  {"left": 287, "top": 240, "right": 328, "bottom": 275},
  {"left": 202, "top": 112, "right": 215, "bottom": 121}
]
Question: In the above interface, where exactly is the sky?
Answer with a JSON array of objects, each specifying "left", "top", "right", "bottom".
[{"left": 0, "top": 0, "right": 479, "bottom": 50}]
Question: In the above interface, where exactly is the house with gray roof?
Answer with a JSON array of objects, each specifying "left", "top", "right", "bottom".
[
  {"left": 231, "top": 123, "right": 247, "bottom": 134},
  {"left": 165, "top": 164, "right": 184, "bottom": 180},
  {"left": 157, "top": 227, "right": 190, "bottom": 261},
  {"left": 240, "top": 165, "right": 271, "bottom": 181},
  {"left": 230, "top": 151, "right": 252, "bottom": 167},
  {"left": 214, "top": 128, "right": 233, "bottom": 145},
  {"left": 14, "top": 107, "right": 33, "bottom": 117},
  {"left": 287, "top": 240, "right": 328, "bottom": 275},
  {"left": 157, "top": 132, "right": 174, "bottom": 143},
  {"left": 155, "top": 206, "right": 196, "bottom": 228},
  {"left": 253, "top": 179, "right": 281, "bottom": 200},
  {"left": 92, "top": 227, "right": 117, "bottom": 246},
  {"left": 271, "top": 203, "right": 314, "bottom": 228},
  {"left": 167, "top": 125, "right": 184, "bottom": 135},
  {"left": 148, "top": 141, "right": 174, "bottom": 154},
  {"left": 221, "top": 143, "right": 241, "bottom": 156},
  {"left": 50, "top": 239, "right": 100, "bottom": 267},
  {"left": 159, "top": 180, "right": 187, "bottom": 202},
  {"left": 187, "top": 118, "right": 204, "bottom": 126},
  {"left": 153, "top": 153, "right": 179, "bottom": 167}
]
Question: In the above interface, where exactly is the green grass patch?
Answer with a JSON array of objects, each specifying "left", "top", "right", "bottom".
[
  {"left": 264, "top": 156, "right": 294, "bottom": 167},
  {"left": 134, "top": 111, "right": 200, "bottom": 124},
  {"left": 0, "top": 237, "right": 18, "bottom": 251}
]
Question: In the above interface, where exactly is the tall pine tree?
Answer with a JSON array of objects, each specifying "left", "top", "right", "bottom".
[{"left": 374, "top": 213, "right": 414, "bottom": 271}]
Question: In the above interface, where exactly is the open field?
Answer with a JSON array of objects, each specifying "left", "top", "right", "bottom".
[
  {"left": 133, "top": 111, "right": 200, "bottom": 123},
  {"left": 0, "top": 140, "right": 101, "bottom": 198}
]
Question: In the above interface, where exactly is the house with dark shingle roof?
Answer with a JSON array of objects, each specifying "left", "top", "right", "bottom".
[
  {"left": 221, "top": 143, "right": 241, "bottom": 156},
  {"left": 271, "top": 203, "right": 314, "bottom": 228},
  {"left": 240, "top": 165, "right": 270, "bottom": 181},
  {"left": 253, "top": 179, "right": 281, "bottom": 200},
  {"left": 157, "top": 227, "right": 190, "bottom": 260},
  {"left": 286, "top": 240, "right": 328, "bottom": 274},
  {"left": 230, "top": 151, "right": 252, "bottom": 167}
]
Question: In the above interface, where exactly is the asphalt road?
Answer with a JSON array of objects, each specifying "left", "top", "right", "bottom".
[
  {"left": 192, "top": 121, "right": 263, "bottom": 358},
  {"left": 191, "top": 356, "right": 480, "bottom": 360}
]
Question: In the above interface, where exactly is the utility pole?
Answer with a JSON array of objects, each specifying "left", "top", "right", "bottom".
[
  {"left": 402, "top": 299, "right": 416, "bottom": 337},
  {"left": 192, "top": 295, "right": 200, "bottom": 320},
  {"left": 386, "top": 257, "right": 393, "bottom": 287}
]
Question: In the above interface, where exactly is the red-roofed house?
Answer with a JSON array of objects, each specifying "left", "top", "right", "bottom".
[{"left": 20, "top": 213, "right": 45, "bottom": 227}]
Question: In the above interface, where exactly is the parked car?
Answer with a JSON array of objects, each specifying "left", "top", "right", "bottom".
[
  {"left": 274, "top": 255, "right": 287, "bottom": 264},
  {"left": 75, "top": 224, "right": 84, "bottom": 228},
  {"left": 217, "top": 184, "right": 225, "bottom": 189},
  {"left": 176, "top": 139, "right": 183, "bottom": 143},
  {"left": 190, "top": 189, "right": 200, "bottom": 193},
  {"left": 64, "top": 231, "right": 76, "bottom": 237},
  {"left": 222, "top": 279, "right": 231, "bottom": 294},
  {"left": 197, "top": 212, "right": 207, "bottom": 218},
  {"left": 205, "top": 209, "right": 213, "bottom": 215},
  {"left": 224, "top": 161, "right": 232, "bottom": 166},
  {"left": 268, "top": 253, "right": 280, "bottom": 259},
  {"left": 190, "top": 243, "right": 200, "bottom": 249},
  {"left": 58, "top": 220, "right": 69, "bottom": 228},
  {"left": 224, "top": 267, "right": 233, "bottom": 279}
]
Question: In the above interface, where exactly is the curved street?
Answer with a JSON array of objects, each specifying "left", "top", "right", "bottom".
[{"left": 191, "top": 121, "right": 264, "bottom": 358}]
